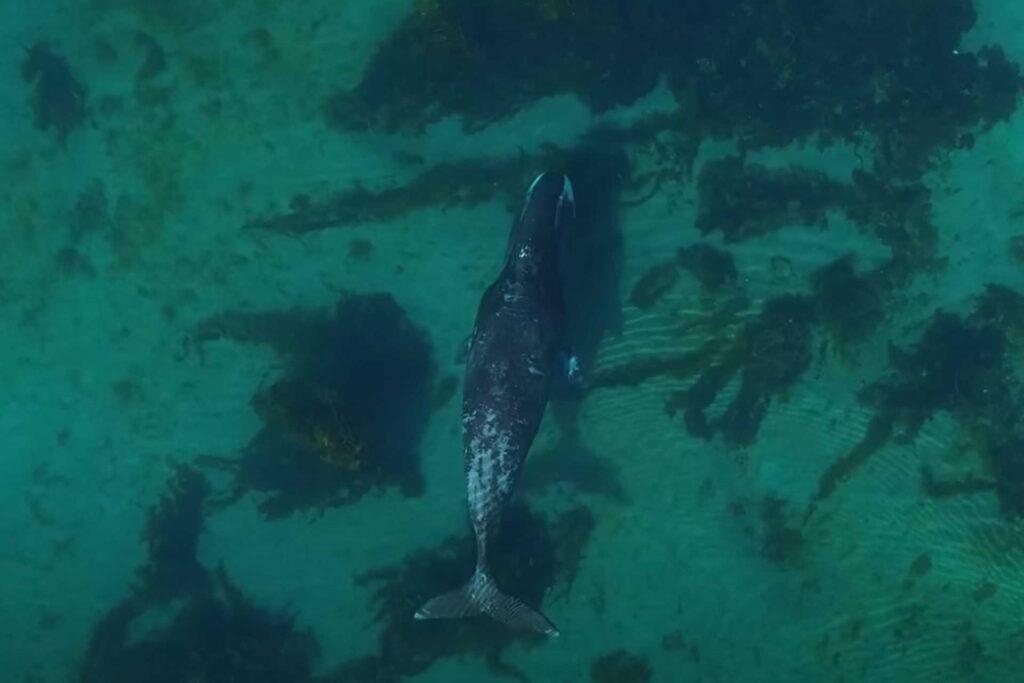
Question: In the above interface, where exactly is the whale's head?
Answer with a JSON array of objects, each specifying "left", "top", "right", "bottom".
[{"left": 504, "top": 172, "right": 575, "bottom": 280}]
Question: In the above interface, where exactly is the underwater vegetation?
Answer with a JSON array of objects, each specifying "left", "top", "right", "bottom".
[
  {"left": 80, "top": 467, "right": 320, "bottom": 683},
  {"left": 629, "top": 243, "right": 737, "bottom": 309},
  {"left": 193, "top": 292, "right": 436, "bottom": 519},
  {"left": 329, "top": 0, "right": 1020, "bottom": 174},
  {"left": 696, "top": 158, "right": 940, "bottom": 283},
  {"left": 757, "top": 495, "right": 806, "bottom": 565},
  {"left": 328, "top": 503, "right": 595, "bottom": 682},
  {"left": 21, "top": 41, "right": 87, "bottom": 145},
  {"left": 139, "top": 466, "right": 210, "bottom": 602},
  {"left": 597, "top": 250, "right": 889, "bottom": 451},
  {"left": 727, "top": 494, "right": 806, "bottom": 567},
  {"left": 244, "top": 157, "right": 526, "bottom": 234},
  {"left": 589, "top": 648, "right": 653, "bottom": 683},
  {"left": 816, "top": 285, "right": 1024, "bottom": 515},
  {"left": 696, "top": 156, "right": 844, "bottom": 242},
  {"left": 668, "top": 295, "right": 817, "bottom": 446},
  {"left": 810, "top": 256, "right": 886, "bottom": 353}
]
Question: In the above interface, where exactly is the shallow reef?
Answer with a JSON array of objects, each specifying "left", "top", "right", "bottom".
[
  {"left": 816, "top": 285, "right": 1024, "bottom": 515},
  {"left": 192, "top": 292, "right": 436, "bottom": 518},
  {"left": 80, "top": 467, "right": 320, "bottom": 683},
  {"left": 328, "top": 503, "right": 596, "bottom": 682},
  {"left": 329, "top": 0, "right": 1020, "bottom": 174}
]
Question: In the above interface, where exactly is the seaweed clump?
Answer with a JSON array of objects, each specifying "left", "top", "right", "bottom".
[
  {"left": 695, "top": 158, "right": 939, "bottom": 287},
  {"left": 669, "top": 295, "right": 817, "bottom": 446},
  {"left": 816, "top": 285, "right": 1024, "bottom": 515},
  {"left": 696, "top": 157, "right": 845, "bottom": 242},
  {"left": 810, "top": 256, "right": 885, "bottom": 351},
  {"left": 589, "top": 649, "right": 653, "bottom": 683},
  {"left": 21, "top": 42, "right": 87, "bottom": 145},
  {"left": 677, "top": 243, "right": 737, "bottom": 291},
  {"left": 628, "top": 243, "right": 737, "bottom": 310},
  {"left": 244, "top": 157, "right": 523, "bottom": 234},
  {"left": 759, "top": 495, "right": 805, "bottom": 564},
  {"left": 193, "top": 292, "right": 436, "bottom": 519},
  {"left": 139, "top": 467, "right": 210, "bottom": 601},
  {"left": 694, "top": 156, "right": 941, "bottom": 330},
  {"left": 328, "top": 0, "right": 1020, "bottom": 174},
  {"left": 80, "top": 467, "right": 319, "bottom": 683},
  {"left": 330, "top": 503, "right": 595, "bottom": 682},
  {"left": 327, "top": 1, "right": 668, "bottom": 133}
]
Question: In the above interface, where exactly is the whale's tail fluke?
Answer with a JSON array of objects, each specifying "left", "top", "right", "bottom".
[{"left": 413, "top": 566, "right": 559, "bottom": 636}]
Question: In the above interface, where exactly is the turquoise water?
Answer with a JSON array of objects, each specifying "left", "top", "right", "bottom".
[{"left": 3, "top": 1, "right": 1024, "bottom": 681}]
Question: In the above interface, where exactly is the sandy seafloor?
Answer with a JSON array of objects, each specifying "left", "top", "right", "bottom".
[{"left": 2, "top": 1, "right": 1024, "bottom": 682}]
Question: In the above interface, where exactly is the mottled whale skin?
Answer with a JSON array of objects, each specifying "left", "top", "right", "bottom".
[{"left": 414, "top": 172, "right": 575, "bottom": 636}]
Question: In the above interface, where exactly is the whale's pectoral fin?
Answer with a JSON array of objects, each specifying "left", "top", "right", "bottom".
[
  {"left": 455, "top": 331, "right": 476, "bottom": 365},
  {"left": 414, "top": 568, "right": 559, "bottom": 636},
  {"left": 559, "top": 349, "right": 584, "bottom": 387}
]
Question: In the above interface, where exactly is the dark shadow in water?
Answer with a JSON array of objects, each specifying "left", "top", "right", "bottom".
[
  {"left": 554, "top": 142, "right": 628, "bottom": 374},
  {"left": 524, "top": 399, "right": 629, "bottom": 504}
]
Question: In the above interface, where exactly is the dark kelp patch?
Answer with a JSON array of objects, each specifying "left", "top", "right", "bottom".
[
  {"left": 695, "top": 158, "right": 940, "bottom": 284},
  {"left": 810, "top": 256, "right": 886, "bottom": 352},
  {"left": 816, "top": 285, "right": 1024, "bottom": 515},
  {"left": 759, "top": 495, "right": 806, "bottom": 565},
  {"left": 589, "top": 649, "right": 653, "bottom": 683},
  {"left": 244, "top": 157, "right": 530, "bottom": 234},
  {"left": 326, "top": 0, "right": 668, "bottom": 134},
  {"left": 696, "top": 156, "right": 846, "bottom": 242},
  {"left": 329, "top": 0, "right": 1020, "bottom": 174},
  {"left": 328, "top": 503, "right": 595, "bottom": 682},
  {"left": 667, "top": 295, "right": 817, "bottom": 446},
  {"left": 80, "top": 468, "right": 320, "bottom": 683},
  {"left": 193, "top": 293, "right": 436, "bottom": 519},
  {"left": 21, "top": 42, "right": 88, "bottom": 145},
  {"left": 629, "top": 243, "right": 737, "bottom": 310},
  {"left": 677, "top": 243, "right": 738, "bottom": 292}
]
